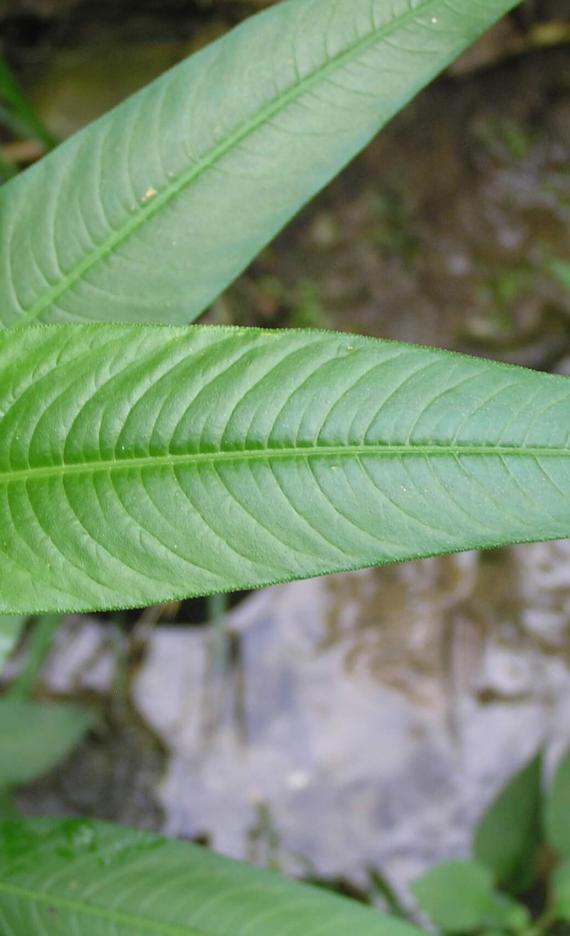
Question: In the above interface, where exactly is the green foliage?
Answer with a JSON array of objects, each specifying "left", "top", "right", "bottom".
[
  {"left": 4, "top": 0, "right": 568, "bottom": 931},
  {"left": 0, "top": 616, "right": 26, "bottom": 670},
  {"left": 0, "top": 0, "right": 520, "bottom": 329},
  {"left": 412, "top": 752, "right": 570, "bottom": 935},
  {"left": 545, "top": 749, "right": 570, "bottom": 859},
  {"left": 0, "top": 56, "right": 56, "bottom": 150},
  {"left": 0, "top": 325, "right": 570, "bottom": 613},
  {"left": 473, "top": 754, "right": 542, "bottom": 894},
  {"left": 551, "top": 860, "right": 570, "bottom": 921},
  {"left": 0, "top": 698, "right": 92, "bottom": 789},
  {"left": 0, "top": 817, "right": 424, "bottom": 936},
  {"left": 549, "top": 259, "right": 570, "bottom": 292},
  {"left": 411, "top": 860, "right": 497, "bottom": 933}
]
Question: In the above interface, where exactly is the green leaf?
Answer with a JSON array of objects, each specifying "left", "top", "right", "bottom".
[
  {"left": 0, "top": 817, "right": 423, "bottom": 936},
  {"left": 411, "top": 860, "right": 495, "bottom": 933},
  {"left": 483, "top": 893, "right": 530, "bottom": 932},
  {"left": 549, "top": 260, "right": 570, "bottom": 292},
  {"left": 473, "top": 753, "right": 542, "bottom": 894},
  {"left": 545, "top": 749, "right": 570, "bottom": 858},
  {"left": 551, "top": 859, "right": 570, "bottom": 922},
  {"left": 0, "top": 617, "right": 26, "bottom": 671},
  {"left": 2, "top": 324, "right": 570, "bottom": 615},
  {"left": 0, "top": 698, "right": 92, "bottom": 788},
  {"left": 0, "top": 56, "right": 56, "bottom": 149},
  {"left": 0, "top": 0, "right": 520, "bottom": 329}
]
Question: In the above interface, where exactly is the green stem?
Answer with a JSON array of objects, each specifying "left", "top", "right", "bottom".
[{"left": 7, "top": 615, "right": 63, "bottom": 700}]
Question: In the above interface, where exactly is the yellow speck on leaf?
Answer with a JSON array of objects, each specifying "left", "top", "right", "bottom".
[{"left": 142, "top": 186, "right": 158, "bottom": 203}]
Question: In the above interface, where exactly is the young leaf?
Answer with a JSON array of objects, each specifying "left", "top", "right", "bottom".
[
  {"left": 1, "top": 324, "right": 570, "bottom": 615},
  {"left": 0, "top": 698, "right": 92, "bottom": 788},
  {"left": 473, "top": 753, "right": 542, "bottom": 894},
  {"left": 0, "top": 817, "right": 423, "bottom": 936},
  {"left": 0, "top": 617, "right": 26, "bottom": 671},
  {"left": 0, "top": 0, "right": 521, "bottom": 329},
  {"left": 411, "top": 860, "right": 495, "bottom": 933},
  {"left": 545, "top": 749, "right": 570, "bottom": 858}
]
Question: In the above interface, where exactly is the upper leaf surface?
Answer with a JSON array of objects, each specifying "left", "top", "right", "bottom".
[
  {"left": 1, "top": 324, "right": 570, "bottom": 614},
  {"left": 0, "top": 817, "right": 423, "bottom": 935},
  {"left": 0, "top": 0, "right": 520, "bottom": 328}
]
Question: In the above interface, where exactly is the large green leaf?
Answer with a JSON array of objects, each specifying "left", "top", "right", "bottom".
[
  {"left": 0, "top": 817, "right": 423, "bottom": 935},
  {"left": 473, "top": 753, "right": 542, "bottom": 894},
  {"left": 0, "top": 0, "right": 520, "bottom": 329},
  {"left": 1, "top": 324, "right": 570, "bottom": 614}
]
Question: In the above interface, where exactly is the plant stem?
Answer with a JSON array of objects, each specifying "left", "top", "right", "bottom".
[{"left": 7, "top": 615, "right": 63, "bottom": 700}]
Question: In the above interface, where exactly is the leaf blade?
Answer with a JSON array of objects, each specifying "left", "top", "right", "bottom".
[
  {"left": 0, "top": 0, "right": 521, "bottom": 328},
  {"left": 1, "top": 324, "right": 570, "bottom": 615},
  {"left": 0, "top": 818, "right": 423, "bottom": 936},
  {"left": 473, "top": 753, "right": 542, "bottom": 894},
  {"left": 411, "top": 860, "right": 495, "bottom": 933},
  {"left": 0, "top": 699, "right": 92, "bottom": 788},
  {"left": 545, "top": 749, "right": 570, "bottom": 858}
]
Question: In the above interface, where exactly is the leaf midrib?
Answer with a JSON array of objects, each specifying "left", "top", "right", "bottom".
[
  {"left": 0, "top": 879, "right": 209, "bottom": 936},
  {"left": 0, "top": 443, "right": 568, "bottom": 486},
  {"left": 12, "top": 0, "right": 448, "bottom": 328}
]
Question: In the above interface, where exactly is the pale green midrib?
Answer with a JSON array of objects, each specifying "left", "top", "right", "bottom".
[
  {"left": 0, "top": 879, "right": 209, "bottom": 936},
  {"left": 13, "top": 0, "right": 454, "bottom": 328},
  {"left": 0, "top": 442, "right": 568, "bottom": 486}
]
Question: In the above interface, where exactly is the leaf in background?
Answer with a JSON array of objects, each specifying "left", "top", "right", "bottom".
[
  {"left": 0, "top": 0, "right": 521, "bottom": 329},
  {"left": 0, "top": 617, "right": 26, "bottom": 672},
  {"left": 551, "top": 859, "right": 570, "bottom": 922},
  {"left": 549, "top": 260, "right": 570, "bottom": 292},
  {"left": 545, "top": 749, "right": 570, "bottom": 858},
  {"left": 483, "top": 893, "right": 530, "bottom": 932},
  {"left": 0, "top": 698, "right": 92, "bottom": 788},
  {"left": 0, "top": 56, "right": 56, "bottom": 150},
  {"left": 0, "top": 817, "right": 424, "bottom": 936},
  {"left": 411, "top": 860, "right": 495, "bottom": 933},
  {"left": 1, "top": 324, "right": 570, "bottom": 614},
  {"left": 473, "top": 753, "right": 542, "bottom": 894}
]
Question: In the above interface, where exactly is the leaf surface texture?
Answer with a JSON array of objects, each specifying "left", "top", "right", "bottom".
[
  {"left": 0, "top": 818, "right": 423, "bottom": 935},
  {"left": 0, "top": 0, "right": 519, "bottom": 328},
  {"left": 1, "top": 325, "right": 570, "bottom": 613}
]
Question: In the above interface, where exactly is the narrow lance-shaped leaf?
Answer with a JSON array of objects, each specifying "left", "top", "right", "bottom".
[
  {"left": 0, "top": 817, "right": 424, "bottom": 936},
  {"left": 1, "top": 324, "right": 570, "bottom": 615},
  {"left": 0, "top": 0, "right": 520, "bottom": 329}
]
